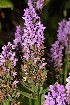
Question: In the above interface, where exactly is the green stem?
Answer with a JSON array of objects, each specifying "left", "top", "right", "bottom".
[
  {"left": 64, "top": 60, "right": 68, "bottom": 85},
  {"left": 29, "top": 98, "right": 32, "bottom": 105},
  {"left": 34, "top": 94, "right": 41, "bottom": 105},
  {"left": 59, "top": 71, "right": 63, "bottom": 84}
]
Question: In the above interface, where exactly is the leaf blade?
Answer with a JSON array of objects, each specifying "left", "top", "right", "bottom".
[{"left": 0, "top": 0, "right": 13, "bottom": 10}]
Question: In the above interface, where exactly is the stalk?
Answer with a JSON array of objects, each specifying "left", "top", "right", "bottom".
[
  {"left": 59, "top": 71, "right": 63, "bottom": 84},
  {"left": 29, "top": 98, "right": 32, "bottom": 105},
  {"left": 64, "top": 59, "right": 68, "bottom": 85},
  {"left": 64, "top": 35, "right": 70, "bottom": 85},
  {"left": 34, "top": 94, "right": 41, "bottom": 105}
]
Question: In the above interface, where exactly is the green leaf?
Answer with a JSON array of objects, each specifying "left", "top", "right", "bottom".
[
  {"left": 0, "top": 0, "right": 13, "bottom": 10},
  {"left": 22, "top": 83, "right": 34, "bottom": 92},
  {"left": 39, "top": 87, "right": 43, "bottom": 94},
  {"left": 19, "top": 91, "right": 30, "bottom": 98},
  {"left": 19, "top": 90, "right": 37, "bottom": 99},
  {"left": 3, "top": 99, "right": 10, "bottom": 105}
]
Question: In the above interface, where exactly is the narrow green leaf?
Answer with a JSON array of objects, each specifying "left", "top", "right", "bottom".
[
  {"left": 41, "top": 93, "right": 45, "bottom": 105},
  {"left": 39, "top": 87, "right": 43, "bottom": 94},
  {"left": 18, "top": 90, "right": 37, "bottom": 99},
  {"left": 22, "top": 83, "right": 34, "bottom": 92},
  {"left": 40, "top": 87, "right": 48, "bottom": 95},
  {"left": 19, "top": 91, "right": 33, "bottom": 99}
]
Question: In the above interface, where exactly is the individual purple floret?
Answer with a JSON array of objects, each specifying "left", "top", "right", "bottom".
[
  {"left": 44, "top": 82, "right": 67, "bottom": 105},
  {"left": 12, "top": 71, "right": 17, "bottom": 78},
  {"left": 50, "top": 41, "right": 64, "bottom": 67}
]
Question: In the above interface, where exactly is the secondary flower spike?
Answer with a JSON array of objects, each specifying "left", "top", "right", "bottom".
[
  {"left": 50, "top": 40, "right": 64, "bottom": 68},
  {"left": 57, "top": 19, "right": 70, "bottom": 47}
]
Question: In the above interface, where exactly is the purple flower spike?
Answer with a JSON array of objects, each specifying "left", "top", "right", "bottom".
[{"left": 50, "top": 41, "right": 64, "bottom": 68}]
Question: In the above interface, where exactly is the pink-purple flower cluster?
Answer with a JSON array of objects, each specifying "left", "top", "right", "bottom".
[{"left": 44, "top": 82, "right": 67, "bottom": 105}]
